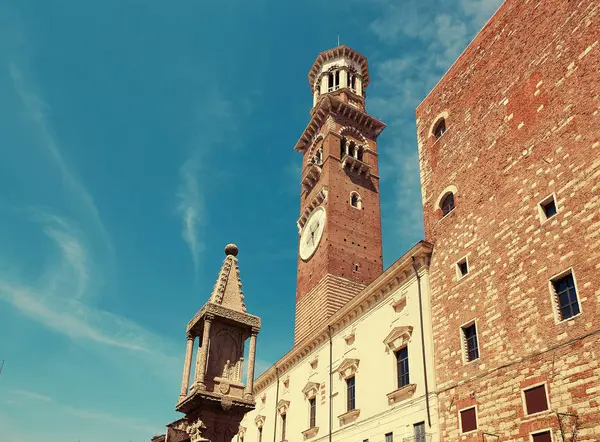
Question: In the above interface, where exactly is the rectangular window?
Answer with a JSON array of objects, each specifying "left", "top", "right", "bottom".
[
  {"left": 460, "top": 407, "right": 477, "bottom": 433},
  {"left": 462, "top": 323, "right": 480, "bottom": 362},
  {"left": 524, "top": 384, "right": 549, "bottom": 415},
  {"left": 346, "top": 376, "right": 356, "bottom": 411},
  {"left": 457, "top": 258, "right": 469, "bottom": 278},
  {"left": 281, "top": 413, "right": 286, "bottom": 441},
  {"left": 334, "top": 71, "right": 340, "bottom": 89},
  {"left": 532, "top": 430, "right": 552, "bottom": 442},
  {"left": 395, "top": 346, "right": 410, "bottom": 388},
  {"left": 385, "top": 432, "right": 393, "bottom": 442},
  {"left": 539, "top": 195, "right": 558, "bottom": 221},
  {"left": 258, "top": 428, "right": 262, "bottom": 442},
  {"left": 414, "top": 422, "right": 426, "bottom": 442},
  {"left": 552, "top": 272, "right": 580, "bottom": 320},
  {"left": 309, "top": 397, "right": 316, "bottom": 428}
]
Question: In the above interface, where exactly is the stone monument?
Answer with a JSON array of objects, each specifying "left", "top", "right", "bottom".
[{"left": 159, "top": 244, "right": 261, "bottom": 442}]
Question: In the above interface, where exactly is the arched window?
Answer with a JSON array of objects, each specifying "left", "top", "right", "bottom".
[
  {"left": 433, "top": 118, "right": 447, "bottom": 140},
  {"left": 349, "top": 74, "right": 356, "bottom": 92},
  {"left": 357, "top": 146, "right": 364, "bottom": 162},
  {"left": 314, "top": 148, "right": 323, "bottom": 166},
  {"left": 350, "top": 192, "right": 362, "bottom": 209},
  {"left": 327, "top": 72, "right": 335, "bottom": 92},
  {"left": 440, "top": 192, "right": 455, "bottom": 216},
  {"left": 340, "top": 138, "right": 346, "bottom": 158}
]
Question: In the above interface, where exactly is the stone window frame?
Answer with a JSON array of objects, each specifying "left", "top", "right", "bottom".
[
  {"left": 538, "top": 193, "right": 559, "bottom": 224},
  {"left": 459, "top": 319, "right": 480, "bottom": 364},
  {"left": 455, "top": 255, "right": 470, "bottom": 280},
  {"left": 350, "top": 191, "right": 363, "bottom": 210},
  {"left": 521, "top": 382, "right": 552, "bottom": 418},
  {"left": 530, "top": 429, "right": 554, "bottom": 442},
  {"left": 383, "top": 326, "right": 413, "bottom": 354},
  {"left": 429, "top": 111, "right": 450, "bottom": 143},
  {"left": 458, "top": 405, "right": 478, "bottom": 434},
  {"left": 434, "top": 185, "right": 458, "bottom": 219},
  {"left": 254, "top": 414, "right": 266, "bottom": 429},
  {"left": 548, "top": 268, "right": 582, "bottom": 324}
]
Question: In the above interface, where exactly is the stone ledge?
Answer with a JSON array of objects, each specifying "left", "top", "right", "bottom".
[
  {"left": 302, "top": 427, "right": 319, "bottom": 439},
  {"left": 387, "top": 383, "right": 417, "bottom": 405},
  {"left": 338, "top": 408, "right": 360, "bottom": 425}
]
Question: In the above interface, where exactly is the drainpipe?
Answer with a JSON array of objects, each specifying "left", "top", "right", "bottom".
[
  {"left": 328, "top": 325, "right": 333, "bottom": 442},
  {"left": 412, "top": 256, "right": 432, "bottom": 428},
  {"left": 273, "top": 366, "right": 280, "bottom": 442}
]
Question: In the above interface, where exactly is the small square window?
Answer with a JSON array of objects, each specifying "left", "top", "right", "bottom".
[
  {"left": 457, "top": 258, "right": 469, "bottom": 278},
  {"left": 551, "top": 272, "right": 580, "bottom": 321},
  {"left": 531, "top": 431, "right": 552, "bottom": 442},
  {"left": 523, "top": 384, "right": 549, "bottom": 415},
  {"left": 460, "top": 406, "right": 477, "bottom": 433},
  {"left": 539, "top": 194, "right": 558, "bottom": 222},
  {"left": 462, "top": 323, "right": 479, "bottom": 362}
]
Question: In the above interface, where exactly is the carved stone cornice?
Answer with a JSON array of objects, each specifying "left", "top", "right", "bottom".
[
  {"left": 254, "top": 414, "right": 266, "bottom": 428},
  {"left": 302, "top": 426, "right": 319, "bottom": 439},
  {"left": 335, "top": 358, "right": 359, "bottom": 380},
  {"left": 383, "top": 326, "right": 413, "bottom": 353},
  {"left": 301, "top": 381, "right": 320, "bottom": 400},
  {"left": 387, "top": 383, "right": 417, "bottom": 405},
  {"left": 276, "top": 399, "right": 290, "bottom": 415},
  {"left": 187, "top": 302, "right": 261, "bottom": 336},
  {"left": 253, "top": 241, "right": 433, "bottom": 395},
  {"left": 337, "top": 408, "right": 360, "bottom": 425},
  {"left": 308, "top": 45, "right": 370, "bottom": 90}
]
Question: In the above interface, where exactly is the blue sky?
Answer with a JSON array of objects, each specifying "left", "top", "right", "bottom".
[{"left": 0, "top": 0, "right": 501, "bottom": 440}]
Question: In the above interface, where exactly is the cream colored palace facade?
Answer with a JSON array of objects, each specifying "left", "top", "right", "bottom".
[{"left": 234, "top": 243, "right": 439, "bottom": 442}]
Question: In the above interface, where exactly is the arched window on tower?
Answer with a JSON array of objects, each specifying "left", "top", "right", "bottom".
[
  {"left": 328, "top": 72, "right": 335, "bottom": 92},
  {"left": 340, "top": 137, "right": 346, "bottom": 159},
  {"left": 314, "top": 148, "right": 323, "bottom": 166},
  {"left": 348, "top": 73, "right": 356, "bottom": 92},
  {"left": 357, "top": 146, "right": 364, "bottom": 162},
  {"left": 440, "top": 192, "right": 455, "bottom": 216},
  {"left": 334, "top": 71, "right": 340, "bottom": 90},
  {"left": 350, "top": 192, "right": 362, "bottom": 209},
  {"left": 433, "top": 118, "right": 447, "bottom": 140}
]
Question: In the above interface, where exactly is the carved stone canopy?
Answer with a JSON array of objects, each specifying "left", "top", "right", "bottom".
[
  {"left": 336, "top": 358, "right": 359, "bottom": 380},
  {"left": 302, "top": 381, "right": 320, "bottom": 399},
  {"left": 383, "top": 326, "right": 413, "bottom": 353},
  {"left": 254, "top": 414, "right": 266, "bottom": 428},
  {"left": 277, "top": 399, "right": 290, "bottom": 415}
]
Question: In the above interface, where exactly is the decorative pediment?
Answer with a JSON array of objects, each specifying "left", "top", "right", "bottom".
[
  {"left": 238, "top": 426, "right": 246, "bottom": 437},
  {"left": 254, "top": 415, "right": 266, "bottom": 428},
  {"left": 383, "top": 326, "right": 413, "bottom": 352},
  {"left": 302, "top": 381, "right": 320, "bottom": 399},
  {"left": 277, "top": 399, "right": 290, "bottom": 415},
  {"left": 336, "top": 358, "right": 359, "bottom": 380}
]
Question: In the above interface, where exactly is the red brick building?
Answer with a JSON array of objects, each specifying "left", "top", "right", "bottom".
[{"left": 417, "top": 1, "right": 600, "bottom": 441}]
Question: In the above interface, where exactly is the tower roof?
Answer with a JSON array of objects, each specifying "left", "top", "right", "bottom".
[
  {"left": 209, "top": 243, "right": 247, "bottom": 312},
  {"left": 308, "top": 45, "right": 370, "bottom": 90}
]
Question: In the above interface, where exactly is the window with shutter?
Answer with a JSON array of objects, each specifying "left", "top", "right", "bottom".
[
  {"left": 460, "top": 407, "right": 477, "bottom": 433},
  {"left": 524, "top": 384, "right": 549, "bottom": 415}
]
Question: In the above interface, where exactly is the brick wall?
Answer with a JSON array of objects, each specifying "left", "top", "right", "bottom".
[{"left": 416, "top": 0, "right": 600, "bottom": 440}]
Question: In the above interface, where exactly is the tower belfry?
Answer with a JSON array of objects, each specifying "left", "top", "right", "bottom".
[
  {"left": 175, "top": 244, "right": 261, "bottom": 442},
  {"left": 294, "top": 46, "right": 386, "bottom": 344}
]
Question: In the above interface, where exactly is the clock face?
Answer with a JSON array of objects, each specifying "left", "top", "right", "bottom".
[{"left": 299, "top": 206, "right": 326, "bottom": 261}]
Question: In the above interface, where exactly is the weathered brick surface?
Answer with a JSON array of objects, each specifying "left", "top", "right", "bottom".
[
  {"left": 295, "top": 96, "right": 384, "bottom": 344},
  {"left": 416, "top": 0, "right": 600, "bottom": 440}
]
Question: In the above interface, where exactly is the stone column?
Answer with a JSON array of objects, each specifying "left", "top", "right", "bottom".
[
  {"left": 244, "top": 332, "right": 258, "bottom": 399},
  {"left": 320, "top": 75, "right": 328, "bottom": 93},
  {"left": 313, "top": 89, "right": 318, "bottom": 107},
  {"left": 194, "top": 316, "right": 213, "bottom": 390},
  {"left": 356, "top": 76, "right": 363, "bottom": 96},
  {"left": 179, "top": 334, "right": 195, "bottom": 399},
  {"left": 344, "top": 140, "right": 349, "bottom": 156},
  {"left": 340, "top": 69, "right": 348, "bottom": 89}
]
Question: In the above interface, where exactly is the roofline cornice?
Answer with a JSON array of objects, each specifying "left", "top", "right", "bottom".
[
  {"left": 253, "top": 240, "right": 433, "bottom": 392},
  {"left": 294, "top": 96, "right": 386, "bottom": 153},
  {"left": 308, "top": 46, "right": 370, "bottom": 91}
]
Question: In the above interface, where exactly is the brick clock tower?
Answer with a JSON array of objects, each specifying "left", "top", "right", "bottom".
[{"left": 293, "top": 46, "right": 386, "bottom": 344}]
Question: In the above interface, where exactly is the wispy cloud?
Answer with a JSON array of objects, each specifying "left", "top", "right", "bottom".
[
  {"left": 9, "top": 389, "right": 159, "bottom": 434},
  {"left": 177, "top": 157, "right": 204, "bottom": 275},
  {"left": 0, "top": 213, "right": 179, "bottom": 373},
  {"left": 364, "top": 0, "right": 503, "bottom": 250}
]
